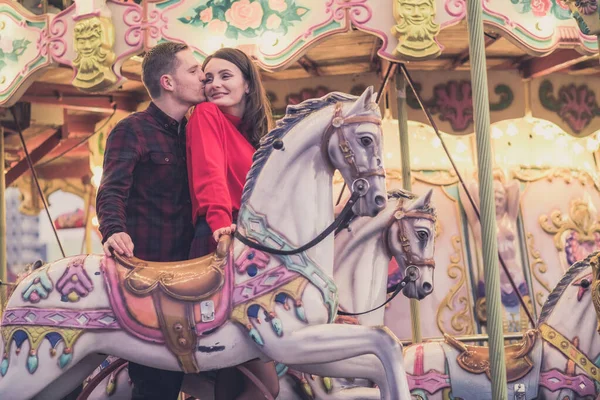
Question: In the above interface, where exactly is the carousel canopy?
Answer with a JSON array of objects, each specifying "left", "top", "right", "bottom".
[{"left": 0, "top": 0, "right": 598, "bottom": 204}]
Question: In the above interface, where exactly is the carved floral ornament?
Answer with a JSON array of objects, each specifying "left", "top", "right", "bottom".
[
  {"left": 406, "top": 80, "right": 514, "bottom": 133},
  {"left": 539, "top": 80, "right": 600, "bottom": 137},
  {"left": 540, "top": 197, "right": 600, "bottom": 253}
]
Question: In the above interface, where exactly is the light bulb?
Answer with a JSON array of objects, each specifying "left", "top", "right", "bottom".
[
  {"left": 491, "top": 126, "right": 503, "bottom": 139},
  {"left": 506, "top": 123, "right": 518, "bottom": 137}
]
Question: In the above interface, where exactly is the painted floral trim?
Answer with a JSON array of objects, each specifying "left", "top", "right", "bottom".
[
  {"left": 510, "top": 0, "right": 572, "bottom": 19},
  {"left": 178, "top": 0, "right": 309, "bottom": 39},
  {"left": 0, "top": 37, "right": 31, "bottom": 72}
]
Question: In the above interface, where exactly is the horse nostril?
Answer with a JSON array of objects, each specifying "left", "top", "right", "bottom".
[
  {"left": 375, "top": 195, "right": 386, "bottom": 207},
  {"left": 422, "top": 282, "right": 433, "bottom": 293}
]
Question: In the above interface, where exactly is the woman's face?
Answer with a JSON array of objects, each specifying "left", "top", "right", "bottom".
[{"left": 203, "top": 57, "right": 249, "bottom": 117}]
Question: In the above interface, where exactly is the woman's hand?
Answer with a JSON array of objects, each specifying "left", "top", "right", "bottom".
[{"left": 213, "top": 224, "right": 236, "bottom": 242}]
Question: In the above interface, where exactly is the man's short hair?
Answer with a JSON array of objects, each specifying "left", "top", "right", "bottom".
[{"left": 142, "top": 42, "right": 189, "bottom": 99}]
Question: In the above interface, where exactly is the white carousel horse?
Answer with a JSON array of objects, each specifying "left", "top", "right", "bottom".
[
  {"left": 0, "top": 87, "right": 412, "bottom": 400},
  {"left": 81, "top": 189, "right": 437, "bottom": 400},
  {"left": 302, "top": 252, "right": 600, "bottom": 400},
  {"left": 279, "top": 189, "right": 437, "bottom": 400}
]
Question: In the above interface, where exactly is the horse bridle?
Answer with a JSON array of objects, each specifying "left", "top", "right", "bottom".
[
  {"left": 321, "top": 102, "right": 386, "bottom": 196},
  {"left": 338, "top": 199, "right": 436, "bottom": 317},
  {"left": 235, "top": 102, "right": 385, "bottom": 256},
  {"left": 384, "top": 199, "right": 436, "bottom": 272}
]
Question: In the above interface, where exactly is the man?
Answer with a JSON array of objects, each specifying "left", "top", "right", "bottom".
[{"left": 96, "top": 41, "right": 205, "bottom": 400}]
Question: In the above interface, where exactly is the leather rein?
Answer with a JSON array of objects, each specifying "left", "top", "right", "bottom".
[
  {"left": 338, "top": 199, "right": 436, "bottom": 317},
  {"left": 235, "top": 102, "right": 384, "bottom": 256}
]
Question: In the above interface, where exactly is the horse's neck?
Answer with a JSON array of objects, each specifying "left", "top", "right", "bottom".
[
  {"left": 242, "top": 111, "right": 335, "bottom": 273},
  {"left": 334, "top": 208, "right": 393, "bottom": 325},
  {"left": 542, "top": 268, "right": 600, "bottom": 367}
]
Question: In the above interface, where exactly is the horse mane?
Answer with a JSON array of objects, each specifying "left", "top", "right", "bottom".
[
  {"left": 241, "top": 91, "right": 358, "bottom": 204},
  {"left": 537, "top": 251, "right": 598, "bottom": 325}
]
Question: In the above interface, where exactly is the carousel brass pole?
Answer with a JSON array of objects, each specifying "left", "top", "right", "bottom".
[
  {"left": 465, "top": 1, "right": 508, "bottom": 398},
  {"left": 395, "top": 69, "right": 422, "bottom": 344},
  {"left": 0, "top": 129, "right": 6, "bottom": 313}
]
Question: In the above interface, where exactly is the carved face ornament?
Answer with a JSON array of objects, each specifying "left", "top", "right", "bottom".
[{"left": 398, "top": 0, "right": 434, "bottom": 25}]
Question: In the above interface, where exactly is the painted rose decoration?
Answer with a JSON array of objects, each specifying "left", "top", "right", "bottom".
[
  {"left": 179, "top": 0, "right": 309, "bottom": 39},
  {"left": 510, "top": 0, "right": 573, "bottom": 19}
]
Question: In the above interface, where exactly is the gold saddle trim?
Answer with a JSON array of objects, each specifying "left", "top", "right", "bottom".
[
  {"left": 115, "top": 236, "right": 231, "bottom": 302},
  {"left": 444, "top": 329, "right": 537, "bottom": 383}
]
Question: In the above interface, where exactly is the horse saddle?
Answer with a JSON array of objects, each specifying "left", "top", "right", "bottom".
[
  {"left": 444, "top": 329, "right": 537, "bottom": 383},
  {"left": 111, "top": 235, "right": 231, "bottom": 373}
]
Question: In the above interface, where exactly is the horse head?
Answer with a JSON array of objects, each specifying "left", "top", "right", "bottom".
[
  {"left": 324, "top": 86, "right": 387, "bottom": 217},
  {"left": 385, "top": 189, "right": 436, "bottom": 300}
]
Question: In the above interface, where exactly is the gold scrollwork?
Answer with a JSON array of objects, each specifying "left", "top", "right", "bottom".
[
  {"left": 526, "top": 232, "right": 551, "bottom": 307},
  {"left": 413, "top": 169, "right": 459, "bottom": 186},
  {"left": 392, "top": 0, "right": 441, "bottom": 60},
  {"left": 590, "top": 253, "right": 600, "bottom": 333},
  {"left": 436, "top": 235, "right": 474, "bottom": 335},
  {"left": 13, "top": 175, "right": 88, "bottom": 216},
  {"left": 512, "top": 166, "right": 600, "bottom": 191},
  {"left": 539, "top": 198, "right": 600, "bottom": 252},
  {"left": 72, "top": 16, "right": 118, "bottom": 92}
]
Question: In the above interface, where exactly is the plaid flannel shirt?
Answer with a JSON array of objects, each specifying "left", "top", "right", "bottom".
[{"left": 96, "top": 102, "right": 194, "bottom": 262}]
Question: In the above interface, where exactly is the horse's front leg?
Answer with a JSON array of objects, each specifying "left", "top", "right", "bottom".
[{"left": 262, "top": 324, "right": 410, "bottom": 400}]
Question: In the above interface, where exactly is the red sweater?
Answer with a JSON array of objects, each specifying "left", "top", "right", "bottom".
[{"left": 186, "top": 102, "right": 255, "bottom": 232}]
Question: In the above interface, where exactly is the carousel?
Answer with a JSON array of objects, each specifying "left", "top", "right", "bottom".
[{"left": 0, "top": 0, "right": 599, "bottom": 399}]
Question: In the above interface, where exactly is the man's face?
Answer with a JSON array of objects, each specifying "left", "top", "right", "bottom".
[
  {"left": 170, "top": 49, "right": 206, "bottom": 105},
  {"left": 76, "top": 31, "right": 101, "bottom": 57},
  {"left": 398, "top": 0, "right": 433, "bottom": 25}
]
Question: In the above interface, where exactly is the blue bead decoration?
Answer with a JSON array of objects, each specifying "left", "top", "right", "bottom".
[
  {"left": 59, "top": 353, "right": 73, "bottom": 369},
  {"left": 247, "top": 252, "right": 255, "bottom": 260},
  {"left": 27, "top": 354, "right": 38, "bottom": 373},
  {"left": 249, "top": 328, "right": 264, "bottom": 346},
  {"left": 0, "top": 359, "right": 8, "bottom": 376},
  {"left": 275, "top": 362, "right": 288, "bottom": 377},
  {"left": 270, "top": 317, "right": 283, "bottom": 337},
  {"left": 247, "top": 264, "right": 258, "bottom": 277},
  {"left": 295, "top": 305, "right": 307, "bottom": 322}
]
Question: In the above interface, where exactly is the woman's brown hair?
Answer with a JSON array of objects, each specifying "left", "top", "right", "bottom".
[{"left": 203, "top": 48, "right": 274, "bottom": 148}]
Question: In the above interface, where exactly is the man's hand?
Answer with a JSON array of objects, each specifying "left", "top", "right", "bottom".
[
  {"left": 213, "top": 224, "right": 236, "bottom": 242},
  {"left": 103, "top": 232, "right": 134, "bottom": 257}
]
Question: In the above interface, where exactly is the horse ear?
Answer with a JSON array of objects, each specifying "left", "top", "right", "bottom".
[
  {"left": 405, "top": 189, "right": 433, "bottom": 212},
  {"left": 347, "top": 86, "right": 376, "bottom": 115}
]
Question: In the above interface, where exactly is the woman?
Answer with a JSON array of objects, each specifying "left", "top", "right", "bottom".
[{"left": 186, "top": 48, "right": 278, "bottom": 400}]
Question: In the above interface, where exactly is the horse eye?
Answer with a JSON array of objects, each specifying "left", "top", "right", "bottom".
[
  {"left": 360, "top": 137, "right": 373, "bottom": 146},
  {"left": 417, "top": 231, "right": 429, "bottom": 240}
]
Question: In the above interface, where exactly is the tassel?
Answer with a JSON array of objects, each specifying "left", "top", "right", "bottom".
[
  {"left": 1, "top": 358, "right": 8, "bottom": 376},
  {"left": 27, "top": 354, "right": 38, "bottom": 374},
  {"left": 106, "top": 373, "right": 116, "bottom": 395},
  {"left": 301, "top": 380, "right": 314, "bottom": 398},
  {"left": 323, "top": 377, "right": 333, "bottom": 393}
]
